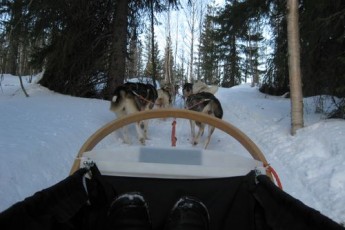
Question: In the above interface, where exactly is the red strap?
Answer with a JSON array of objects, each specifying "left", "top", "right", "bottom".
[{"left": 265, "top": 164, "right": 283, "bottom": 190}]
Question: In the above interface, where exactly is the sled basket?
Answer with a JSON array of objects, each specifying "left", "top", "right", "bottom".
[{"left": 69, "top": 109, "right": 343, "bottom": 230}]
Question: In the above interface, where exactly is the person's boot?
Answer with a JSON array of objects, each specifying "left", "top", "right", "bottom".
[
  {"left": 107, "top": 192, "right": 151, "bottom": 230},
  {"left": 165, "top": 196, "right": 210, "bottom": 230}
]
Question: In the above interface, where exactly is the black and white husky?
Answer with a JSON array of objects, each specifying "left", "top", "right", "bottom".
[
  {"left": 182, "top": 83, "right": 193, "bottom": 100},
  {"left": 185, "top": 92, "right": 223, "bottom": 149},
  {"left": 110, "top": 82, "right": 158, "bottom": 145}
]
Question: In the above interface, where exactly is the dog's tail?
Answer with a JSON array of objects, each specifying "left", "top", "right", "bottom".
[{"left": 110, "top": 86, "right": 127, "bottom": 112}]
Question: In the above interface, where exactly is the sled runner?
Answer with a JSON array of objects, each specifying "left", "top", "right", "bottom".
[{"left": 67, "top": 108, "right": 343, "bottom": 230}]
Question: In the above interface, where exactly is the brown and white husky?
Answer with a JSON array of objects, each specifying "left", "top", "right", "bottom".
[
  {"left": 110, "top": 82, "right": 158, "bottom": 145},
  {"left": 155, "top": 87, "right": 172, "bottom": 109},
  {"left": 185, "top": 91, "right": 223, "bottom": 149}
]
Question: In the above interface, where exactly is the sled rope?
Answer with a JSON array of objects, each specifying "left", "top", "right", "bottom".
[
  {"left": 265, "top": 163, "right": 283, "bottom": 189},
  {"left": 132, "top": 90, "right": 157, "bottom": 106},
  {"left": 171, "top": 119, "right": 177, "bottom": 146}
]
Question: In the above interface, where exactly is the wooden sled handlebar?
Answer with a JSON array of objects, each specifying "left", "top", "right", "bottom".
[{"left": 70, "top": 108, "right": 270, "bottom": 175}]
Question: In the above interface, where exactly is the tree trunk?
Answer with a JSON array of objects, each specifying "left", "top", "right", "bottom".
[
  {"left": 128, "top": 29, "right": 139, "bottom": 78},
  {"left": 189, "top": 8, "right": 195, "bottom": 83},
  {"left": 174, "top": 13, "right": 179, "bottom": 83},
  {"left": 18, "top": 75, "right": 29, "bottom": 97},
  {"left": 8, "top": 10, "right": 20, "bottom": 75},
  {"left": 107, "top": 0, "right": 129, "bottom": 100},
  {"left": 230, "top": 35, "right": 236, "bottom": 87},
  {"left": 184, "top": 0, "right": 198, "bottom": 83},
  {"left": 287, "top": 0, "right": 304, "bottom": 135},
  {"left": 150, "top": 0, "right": 157, "bottom": 88}
]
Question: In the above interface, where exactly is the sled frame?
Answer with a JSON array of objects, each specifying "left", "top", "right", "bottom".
[{"left": 70, "top": 108, "right": 270, "bottom": 176}]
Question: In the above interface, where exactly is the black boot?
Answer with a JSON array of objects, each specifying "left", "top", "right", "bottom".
[
  {"left": 165, "top": 196, "right": 210, "bottom": 230},
  {"left": 107, "top": 192, "right": 152, "bottom": 230}
]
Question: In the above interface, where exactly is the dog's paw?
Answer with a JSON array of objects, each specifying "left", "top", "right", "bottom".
[
  {"left": 122, "top": 139, "right": 131, "bottom": 145},
  {"left": 139, "top": 137, "right": 146, "bottom": 145}
]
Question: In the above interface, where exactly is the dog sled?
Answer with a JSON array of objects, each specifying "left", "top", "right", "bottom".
[
  {"left": 1, "top": 109, "right": 343, "bottom": 230},
  {"left": 68, "top": 108, "right": 343, "bottom": 230}
]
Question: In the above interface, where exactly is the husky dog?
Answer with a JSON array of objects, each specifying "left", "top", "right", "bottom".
[
  {"left": 155, "top": 87, "right": 172, "bottom": 109},
  {"left": 185, "top": 92, "right": 223, "bottom": 149},
  {"left": 182, "top": 83, "right": 194, "bottom": 99},
  {"left": 182, "top": 81, "right": 219, "bottom": 99},
  {"left": 156, "top": 82, "right": 179, "bottom": 108},
  {"left": 194, "top": 80, "right": 218, "bottom": 95},
  {"left": 110, "top": 82, "right": 158, "bottom": 145}
]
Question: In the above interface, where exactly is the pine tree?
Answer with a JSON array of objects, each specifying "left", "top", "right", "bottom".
[
  {"left": 261, "top": 1, "right": 290, "bottom": 96},
  {"left": 199, "top": 5, "right": 219, "bottom": 85},
  {"left": 143, "top": 30, "right": 162, "bottom": 82},
  {"left": 214, "top": 0, "right": 244, "bottom": 87}
]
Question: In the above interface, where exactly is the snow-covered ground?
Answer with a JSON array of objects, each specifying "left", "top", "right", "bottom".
[{"left": 0, "top": 74, "right": 344, "bottom": 225}]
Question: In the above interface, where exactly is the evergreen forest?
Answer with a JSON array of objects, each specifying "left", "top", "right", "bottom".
[{"left": 0, "top": 0, "right": 344, "bottom": 118}]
